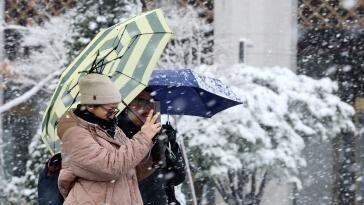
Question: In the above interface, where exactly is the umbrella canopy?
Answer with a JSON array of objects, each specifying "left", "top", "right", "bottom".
[
  {"left": 41, "top": 9, "right": 172, "bottom": 153},
  {"left": 148, "top": 69, "right": 243, "bottom": 118}
]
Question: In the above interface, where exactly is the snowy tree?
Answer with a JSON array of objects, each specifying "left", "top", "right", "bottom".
[
  {"left": 0, "top": 130, "right": 48, "bottom": 204},
  {"left": 178, "top": 64, "right": 356, "bottom": 205},
  {"left": 0, "top": 14, "right": 70, "bottom": 112},
  {"left": 0, "top": 14, "right": 70, "bottom": 204},
  {"left": 158, "top": 6, "right": 213, "bottom": 69},
  {"left": 66, "top": 0, "right": 142, "bottom": 60}
]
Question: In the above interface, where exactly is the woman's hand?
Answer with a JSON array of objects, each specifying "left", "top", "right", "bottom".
[{"left": 141, "top": 110, "right": 161, "bottom": 140}]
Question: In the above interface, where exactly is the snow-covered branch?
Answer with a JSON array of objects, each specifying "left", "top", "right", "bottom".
[
  {"left": 0, "top": 23, "right": 29, "bottom": 31},
  {"left": 158, "top": 6, "right": 213, "bottom": 69},
  {"left": 0, "top": 70, "right": 60, "bottom": 114},
  {"left": 5, "top": 15, "right": 70, "bottom": 87}
]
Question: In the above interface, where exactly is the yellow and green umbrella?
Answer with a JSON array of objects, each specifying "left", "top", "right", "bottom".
[{"left": 41, "top": 9, "right": 172, "bottom": 154}]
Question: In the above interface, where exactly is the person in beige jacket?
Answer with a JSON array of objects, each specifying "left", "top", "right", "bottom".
[{"left": 57, "top": 73, "right": 161, "bottom": 205}]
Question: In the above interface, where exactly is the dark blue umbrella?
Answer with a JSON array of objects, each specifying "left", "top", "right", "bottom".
[{"left": 148, "top": 69, "right": 243, "bottom": 118}]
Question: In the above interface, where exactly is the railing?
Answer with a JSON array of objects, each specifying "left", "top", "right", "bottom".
[
  {"left": 298, "top": 0, "right": 364, "bottom": 29},
  {"left": 5, "top": 0, "right": 75, "bottom": 26}
]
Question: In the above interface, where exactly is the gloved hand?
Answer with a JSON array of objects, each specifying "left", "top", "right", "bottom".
[
  {"left": 151, "top": 133, "right": 168, "bottom": 168},
  {"left": 162, "top": 123, "right": 177, "bottom": 145},
  {"left": 165, "top": 145, "right": 186, "bottom": 185}
]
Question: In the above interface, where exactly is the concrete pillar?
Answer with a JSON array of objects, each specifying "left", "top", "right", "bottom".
[{"left": 214, "top": 0, "right": 298, "bottom": 69}]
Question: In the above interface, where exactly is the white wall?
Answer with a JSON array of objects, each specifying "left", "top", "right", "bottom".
[
  {"left": 214, "top": 1, "right": 298, "bottom": 205},
  {"left": 214, "top": 0, "right": 297, "bottom": 69}
]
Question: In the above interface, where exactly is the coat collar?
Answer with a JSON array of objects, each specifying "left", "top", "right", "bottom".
[{"left": 74, "top": 104, "right": 117, "bottom": 138}]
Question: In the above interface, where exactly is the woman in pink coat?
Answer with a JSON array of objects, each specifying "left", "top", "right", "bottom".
[{"left": 57, "top": 73, "right": 161, "bottom": 205}]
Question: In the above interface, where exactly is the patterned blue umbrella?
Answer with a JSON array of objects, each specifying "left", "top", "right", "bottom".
[{"left": 149, "top": 69, "right": 243, "bottom": 118}]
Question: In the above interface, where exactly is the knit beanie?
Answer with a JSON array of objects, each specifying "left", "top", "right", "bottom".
[{"left": 79, "top": 73, "right": 121, "bottom": 104}]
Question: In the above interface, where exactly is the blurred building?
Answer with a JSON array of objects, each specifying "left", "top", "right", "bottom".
[
  {"left": 214, "top": 0, "right": 363, "bottom": 205},
  {"left": 1, "top": 0, "right": 363, "bottom": 204},
  {"left": 214, "top": 0, "right": 297, "bottom": 69}
]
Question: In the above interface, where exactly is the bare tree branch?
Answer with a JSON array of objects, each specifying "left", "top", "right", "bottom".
[
  {"left": 228, "top": 170, "right": 244, "bottom": 205},
  {"left": 227, "top": 171, "right": 238, "bottom": 204},
  {"left": 256, "top": 171, "right": 267, "bottom": 203},
  {"left": 251, "top": 171, "right": 256, "bottom": 196},
  {"left": 238, "top": 170, "right": 245, "bottom": 201},
  {"left": 237, "top": 170, "right": 246, "bottom": 202}
]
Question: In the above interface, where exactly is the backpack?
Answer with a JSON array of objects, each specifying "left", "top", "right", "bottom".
[{"left": 37, "top": 153, "right": 64, "bottom": 205}]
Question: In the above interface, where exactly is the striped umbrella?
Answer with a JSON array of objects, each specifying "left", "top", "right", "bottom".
[{"left": 41, "top": 9, "right": 172, "bottom": 154}]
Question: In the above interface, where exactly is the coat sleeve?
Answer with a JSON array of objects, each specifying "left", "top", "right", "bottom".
[
  {"left": 135, "top": 152, "right": 155, "bottom": 181},
  {"left": 61, "top": 126, "right": 153, "bottom": 181}
]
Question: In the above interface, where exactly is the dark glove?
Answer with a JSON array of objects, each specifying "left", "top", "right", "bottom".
[
  {"left": 162, "top": 123, "right": 177, "bottom": 148},
  {"left": 151, "top": 133, "right": 168, "bottom": 168},
  {"left": 165, "top": 147, "right": 186, "bottom": 185}
]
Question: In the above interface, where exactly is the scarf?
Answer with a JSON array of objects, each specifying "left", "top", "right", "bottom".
[{"left": 74, "top": 104, "right": 117, "bottom": 138}]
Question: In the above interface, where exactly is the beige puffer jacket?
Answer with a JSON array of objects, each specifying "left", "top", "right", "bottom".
[{"left": 57, "top": 110, "right": 153, "bottom": 205}]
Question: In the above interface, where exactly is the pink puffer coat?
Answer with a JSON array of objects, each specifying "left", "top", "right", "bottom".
[{"left": 57, "top": 110, "right": 153, "bottom": 205}]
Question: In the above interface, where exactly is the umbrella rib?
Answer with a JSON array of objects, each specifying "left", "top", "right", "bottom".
[
  {"left": 67, "top": 91, "right": 80, "bottom": 110},
  {"left": 90, "top": 48, "right": 114, "bottom": 73},
  {"left": 90, "top": 50, "right": 100, "bottom": 73},
  {"left": 89, "top": 26, "right": 127, "bottom": 73},
  {"left": 112, "top": 25, "right": 127, "bottom": 51},
  {"left": 64, "top": 82, "right": 79, "bottom": 95},
  {"left": 90, "top": 34, "right": 139, "bottom": 71},
  {"left": 96, "top": 58, "right": 106, "bottom": 73},
  {"left": 116, "top": 71, "right": 148, "bottom": 87},
  {"left": 90, "top": 32, "right": 171, "bottom": 71}
]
